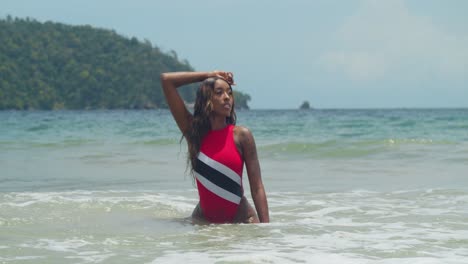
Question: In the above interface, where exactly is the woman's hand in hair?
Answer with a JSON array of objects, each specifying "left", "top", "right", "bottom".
[{"left": 213, "top": 71, "right": 235, "bottom": 86}]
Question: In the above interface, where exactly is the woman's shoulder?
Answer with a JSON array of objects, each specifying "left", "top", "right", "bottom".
[
  {"left": 233, "top": 125, "right": 255, "bottom": 145},
  {"left": 233, "top": 125, "right": 251, "bottom": 136},
  {"left": 232, "top": 125, "right": 258, "bottom": 158}
]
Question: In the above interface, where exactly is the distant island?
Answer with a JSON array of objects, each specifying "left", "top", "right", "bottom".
[
  {"left": 299, "top": 100, "right": 312, "bottom": 110},
  {"left": 0, "top": 16, "right": 251, "bottom": 110}
]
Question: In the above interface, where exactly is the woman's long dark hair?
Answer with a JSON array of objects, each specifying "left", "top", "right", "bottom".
[{"left": 185, "top": 77, "right": 236, "bottom": 175}]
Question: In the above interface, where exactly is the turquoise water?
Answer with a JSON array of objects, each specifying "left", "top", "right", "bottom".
[{"left": 1, "top": 109, "right": 468, "bottom": 263}]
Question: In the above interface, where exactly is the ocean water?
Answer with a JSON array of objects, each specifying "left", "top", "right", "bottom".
[{"left": 1, "top": 109, "right": 468, "bottom": 263}]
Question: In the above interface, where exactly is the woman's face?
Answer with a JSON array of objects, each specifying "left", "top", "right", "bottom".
[{"left": 211, "top": 79, "right": 234, "bottom": 117}]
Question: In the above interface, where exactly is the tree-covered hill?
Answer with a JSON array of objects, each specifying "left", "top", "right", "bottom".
[{"left": 0, "top": 16, "right": 251, "bottom": 110}]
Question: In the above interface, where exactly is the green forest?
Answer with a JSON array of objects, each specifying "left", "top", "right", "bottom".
[{"left": 0, "top": 16, "right": 251, "bottom": 110}]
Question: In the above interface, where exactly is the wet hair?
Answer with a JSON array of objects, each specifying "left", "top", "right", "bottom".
[{"left": 185, "top": 77, "right": 236, "bottom": 175}]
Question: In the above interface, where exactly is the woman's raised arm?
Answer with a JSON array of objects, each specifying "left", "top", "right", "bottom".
[
  {"left": 160, "top": 72, "right": 211, "bottom": 134},
  {"left": 160, "top": 71, "right": 234, "bottom": 134}
]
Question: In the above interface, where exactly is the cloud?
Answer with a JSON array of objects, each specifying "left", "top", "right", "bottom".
[{"left": 318, "top": 0, "right": 468, "bottom": 81}]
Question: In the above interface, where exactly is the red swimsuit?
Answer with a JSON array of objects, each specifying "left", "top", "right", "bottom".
[{"left": 194, "top": 125, "right": 244, "bottom": 223}]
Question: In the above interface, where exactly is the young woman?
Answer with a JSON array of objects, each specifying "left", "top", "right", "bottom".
[{"left": 160, "top": 71, "right": 269, "bottom": 224}]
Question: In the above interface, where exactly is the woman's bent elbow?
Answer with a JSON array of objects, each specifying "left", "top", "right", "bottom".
[{"left": 160, "top": 73, "right": 168, "bottom": 82}]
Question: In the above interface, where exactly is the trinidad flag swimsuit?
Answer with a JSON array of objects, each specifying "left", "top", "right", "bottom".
[{"left": 194, "top": 124, "right": 244, "bottom": 223}]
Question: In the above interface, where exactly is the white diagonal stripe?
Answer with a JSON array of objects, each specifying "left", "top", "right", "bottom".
[
  {"left": 197, "top": 152, "right": 242, "bottom": 185},
  {"left": 195, "top": 172, "right": 242, "bottom": 204}
]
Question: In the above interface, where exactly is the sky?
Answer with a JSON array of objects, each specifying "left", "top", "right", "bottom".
[{"left": 2, "top": 0, "right": 467, "bottom": 109}]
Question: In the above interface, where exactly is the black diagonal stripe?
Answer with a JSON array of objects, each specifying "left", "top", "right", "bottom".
[{"left": 194, "top": 159, "right": 243, "bottom": 198}]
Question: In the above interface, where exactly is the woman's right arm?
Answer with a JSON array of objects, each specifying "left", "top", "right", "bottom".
[
  {"left": 160, "top": 71, "right": 234, "bottom": 133},
  {"left": 160, "top": 72, "right": 213, "bottom": 134}
]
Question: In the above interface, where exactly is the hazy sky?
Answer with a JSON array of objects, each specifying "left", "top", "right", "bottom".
[{"left": 2, "top": 0, "right": 467, "bottom": 109}]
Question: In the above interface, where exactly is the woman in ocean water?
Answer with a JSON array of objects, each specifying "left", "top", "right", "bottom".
[{"left": 161, "top": 71, "right": 269, "bottom": 224}]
